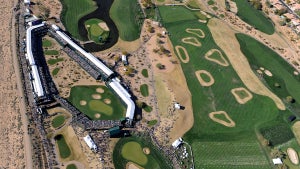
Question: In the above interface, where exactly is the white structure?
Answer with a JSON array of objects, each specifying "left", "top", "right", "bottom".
[
  {"left": 121, "top": 55, "right": 128, "bottom": 65},
  {"left": 108, "top": 78, "right": 135, "bottom": 122},
  {"left": 172, "top": 138, "right": 183, "bottom": 149},
  {"left": 26, "top": 23, "right": 45, "bottom": 97},
  {"left": 83, "top": 135, "right": 98, "bottom": 152},
  {"left": 24, "top": 0, "right": 30, "bottom": 4},
  {"left": 174, "top": 103, "right": 181, "bottom": 109},
  {"left": 272, "top": 158, "right": 283, "bottom": 165},
  {"left": 52, "top": 25, "right": 114, "bottom": 77}
]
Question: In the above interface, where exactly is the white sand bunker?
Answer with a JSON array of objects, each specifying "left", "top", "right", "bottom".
[
  {"left": 143, "top": 147, "right": 150, "bottom": 155},
  {"left": 264, "top": 70, "right": 273, "bottom": 77},
  {"left": 256, "top": 69, "right": 263, "bottom": 74},
  {"left": 96, "top": 87, "right": 104, "bottom": 93},
  {"left": 195, "top": 70, "right": 214, "bottom": 87},
  {"left": 104, "top": 99, "right": 111, "bottom": 104},
  {"left": 94, "top": 113, "right": 101, "bottom": 119},
  {"left": 126, "top": 162, "right": 144, "bottom": 169},
  {"left": 198, "top": 19, "right": 207, "bottom": 23},
  {"left": 204, "top": 49, "right": 229, "bottom": 66},
  {"left": 209, "top": 111, "right": 236, "bottom": 127},
  {"left": 294, "top": 71, "right": 299, "bottom": 75},
  {"left": 287, "top": 148, "right": 299, "bottom": 165},
  {"left": 80, "top": 100, "right": 87, "bottom": 106},
  {"left": 98, "top": 22, "right": 109, "bottom": 31},
  {"left": 186, "top": 28, "right": 205, "bottom": 38},
  {"left": 175, "top": 46, "right": 190, "bottom": 63},
  {"left": 92, "top": 94, "right": 101, "bottom": 99},
  {"left": 182, "top": 37, "right": 202, "bottom": 47},
  {"left": 231, "top": 87, "right": 253, "bottom": 104}
]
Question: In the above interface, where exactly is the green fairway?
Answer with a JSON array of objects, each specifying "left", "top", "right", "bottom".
[
  {"left": 51, "top": 115, "right": 65, "bottom": 128},
  {"left": 60, "top": 0, "right": 97, "bottom": 39},
  {"left": 157, "top": 5, "right": 290, "bottom": 168},
  {"left": 66, "top": 164, "right": 77, "bottom": 169},
  {"left": 141, "top": 69, "right": 148, "bottom": 78},
  {"left": 147, "top": 120, "right": 157, "bottom": 126},
  {"left": 42, "top": 39, "right": 52, "bottom": 47},
  {"left": 236, "top": 33, "right": 300, "bottom": 114},
  {"left": 234, "top": 0, "right": 274, "bottom": 35},
  {"left": 143, "top": 104, "right": 152, "bottom": 112},
  {"left": 52, "top": 68, "right": 60, "bottom": 76},
  {"left": 85, "top": 18, "right": 110, "bottom": 44},
  {"left": 110, "top": 0, "right": 143, "bottom": 41},
  {"left": 47, "top": 58, "right": 64, "bottom": 65},
  {"left": 55, "top": 134, "right": 71, "bottom": 159},
  {"left": 68, "top": 85, "right": 125, "bottom": 120},
  {"left": 140, "top": 84, "right": 149, "bottom": 97},
  {"left": 44, "top": 50, "right": 59, "bottom": 55},
  {"left": 121, "top": 141, "right": 148, "bottom": 165},
  {"left": 158, "top": 6, "right": 197, "bottom": 24},
  {"left": 113, "top": 136, "right": 172, "bottom": 169}
]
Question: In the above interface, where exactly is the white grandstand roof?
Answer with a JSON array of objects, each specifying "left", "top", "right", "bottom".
[
  {"left": 172, "top": 138, "right": 182, "bottom": 148},
  {"left": 83, "top": 135, "right": 97, "bottom": 151}
]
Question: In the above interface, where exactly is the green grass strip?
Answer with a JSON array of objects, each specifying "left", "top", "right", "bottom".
[
  {"left": 51, "top": 115, "right": 65, "bottom": 128},
  {"left": 140, "top": 84, "right": 149, "bottom": 97},
  {"left": 55, "top": 134, "right": 71, "bottom": 158}
]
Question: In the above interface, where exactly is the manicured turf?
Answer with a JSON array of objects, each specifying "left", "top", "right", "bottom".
[
  {"left": 158, "top": 5, "right": 288, "bottom": 168},
  {"left": 147, "top": 120, "right": 157, "bottom": 126},
  {"left": 42, "top": 39, "right": 52, "bottom": 47},
  {"left": 158, "top": 6, "right": 197, "bottom": 24},
  {"left": 47, "top": 58, "right": 64, "bottom": 65},
  {"left": 68, "top": 85, "right": 125, "bottom": 120},
  {"left": 236, "top": 33, "right": 300, "bottom": 114},
  {"left": 52, "top": 68, "right": 60, "bottom": 76},
  {"left": 85, "top": 18, "right": 109, "bottom": 44},
  {"left": 143, "top": 104, "right": 152, "bottom": 112},
  {"left": 51, "top": 115, "right": 65, "bottom": 128},
  {"left": 207, "top": 50, "right": 227, "bottom": 65},
  {"left": 121, "top": 141, "right": 148, "bottom": 165},
  {"left": 55, "top": 134, "right": 71, "bottom": 159},
  {"left": 187, "top": 0, "right": 200, "bottom": 9},
  {"left": 44, "top": 50, "right": 59, "bottom": 55},
  {"left": 199, "top": 71, "right": 211, "bottom": 82},
  {"left": 234, "top": 90, "right": 249, "bottom": 100},
  {"left": 141, "top": 69, "right": 148, "bottom": 78},
  {"left": 113, "top": 136, "right": 172, "bottom": 169},
  {"left": 207, "top": 0, "right": 215, "bottom": 5},
  {"left": 60, "top": 0, "right": 97, "bottom": 39},
  {"left": 234, "top": 0, "right": 274, "bottom": 35},
  {"left": 66, "top": 164, "right": 77, "bottom": 169},
  {"left": 140, "top": 84, "right": 149, "bottom": 97},
  {"left": 110, "top": 0, "right": 143, "bottom": 41}
]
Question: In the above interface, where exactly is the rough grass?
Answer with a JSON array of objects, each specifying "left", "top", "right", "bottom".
[
  {"left": 55, "top": 134, "right": 71, "bottom": 159},
  {"left": 60, "top": 0, "right": 97, "bottom": 39},
  {"left": 85, "top": 18, "right": 109, "bottom": 44},
  {"left": 51, "top": 115, "right": 65, "bottom": 128},
  {"left": 68, "top": 85, "right": 125, "bottom": 120},
  {"left": 52, "top": 68, "right": 60, "bottom": 76},
  {"left": 66, "top": 164, "right": 77, "bottom": 169},
  {"left": 44, "top": 50, "right": 59, "bottom": 55},
  {"left": 207, "top": 0, "right": 215, "bottom": 5},
  {"left": 113, "top": 136, "right": 172, "bottom": 169},
  {"left": 234, "top": 0, "right": 274, "bottom": 35},
  {"left": 140, "top": 84, "right": 149, "bottom": 97},
  {"left": 110, "top": 0, "right": 142, "bottom": 41},
  {"left": 187, "top": 0, "right": 200, "bottom": 9},
  {"left": 236, "top": 33, "right": 300, "bottom": 114},
  {"left": 260, "top": 122, "right": 294, "bottom": 146},
  {"left": 121, "top": 141, "right": 148, "bottom": 165},
  {"left": 141, "top": 69, "right": 149, "bottom": 78},
  {"left": 47, "top": 58, "right": 64, "bottom": 65},
  {"left": 42, "top": 39, "right": 52, "bottom": 47}
]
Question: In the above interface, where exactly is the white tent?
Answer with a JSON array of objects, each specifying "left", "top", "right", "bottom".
[
  {"left": 272, "top": 158, "right": 283, "bottom": 165},
  {"left": 172, "top": 138, "right": 183, "bottom": 148},
  {"left": 83, "top": 135, "right": 98, "bottom": 152},
  {"left": 24, "top": 0, "right": 30, "bottom": 4}
]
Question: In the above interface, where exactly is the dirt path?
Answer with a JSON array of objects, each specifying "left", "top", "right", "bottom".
[{"left": 208, "top": 18, "right": 285, "bottom": 110}]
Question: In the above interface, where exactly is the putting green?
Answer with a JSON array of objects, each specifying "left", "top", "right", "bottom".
[
  {"left": 89, "top": 100, "right": 113, "bottom": 116},
  {"left": 121, "top": 141, "right": 148, "bottom": 166}
]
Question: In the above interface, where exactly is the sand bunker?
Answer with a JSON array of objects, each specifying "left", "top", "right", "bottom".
[
  {"left": 294, "top": 71, "right": 299, "bottom": 75},
  {"left": 92, "top": 94, "right": 101, "bottom": 99},
  {"left": 98, "top": 22, "right": 109, "bottom": 31},
  {"left": 264, "top": 70, "right": 273, "bottom": 77},
  {"left": 198, "top": 19, "right": 207, "bottom": 23},
  {"left": 256, "top": 69, "right": 263, "bottom": 74},
  {"left": 195, "top": 70, "right": 215, "bottom": 87},
  {"left": 209, "top": 111, "right": 236, "bottom": 127},
  {"left": 96, "top": 88, "right": 104, "bottom": 93},
  {"left": 143, "top": 147, "right": 150, "bottom": 155},
  {"left": 104, "top": 99, "right": 111, "bottom": 104},
  {"left": 287, "top": 148, "right": 299, "bottom": 165},
  {"left": 204, "top": 49, "right": 229, "bottom": 66},
  {"left": 186, "top": 28, "right": 205, "bottom": 38},
  {"left": 94, "top": 113, "right": 101, "bottom": 119},
  {"left": 231, "top": 87, "right": 253, "bottom": 104},
  {"left": 126, "top": 162, "right": 144, "bottom": 169},
  {"left": 175, "top": 46, "right": 190, "bottom": 63},
  {"left": 182, "top": 37, "right": 202, "bottom": 47},
  {"left": 80, "top": 100, "right": 87, "bottom": 106}
]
